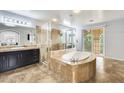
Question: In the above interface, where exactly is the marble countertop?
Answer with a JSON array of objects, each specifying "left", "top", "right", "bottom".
[{"left": 0, "top": 46, "right": 40, "bottom": 53}]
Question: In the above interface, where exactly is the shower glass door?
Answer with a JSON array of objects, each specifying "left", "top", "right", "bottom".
[
  {"left": 38, "top": 22, "right": 51, "bottom": 63},
  {"left": 40, "top": 22, "right": 77, "bottom": 63}
]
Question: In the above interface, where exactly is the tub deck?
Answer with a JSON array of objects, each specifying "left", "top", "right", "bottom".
[{"left": 49, "top": 49, "right": 96, "bottom": 83}]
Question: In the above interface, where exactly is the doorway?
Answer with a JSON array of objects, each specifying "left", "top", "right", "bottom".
[{"left": 83, "top": 28, "right": 105, "bottom": 56}]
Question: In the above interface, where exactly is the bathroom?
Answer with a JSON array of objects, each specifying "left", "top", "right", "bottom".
[
  {"left": 1, "top": 0, "right": 124, "bottom": 92},
  {"left": 0, "top": 10, "right": 124, "bottom": 83}
]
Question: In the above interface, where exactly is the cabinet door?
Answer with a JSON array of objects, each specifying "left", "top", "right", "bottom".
[
  {"left": 0, "top": 54, "right": 7, "bottom": 72},
  {"left": 32, "top": 49, "right": 40, "bottom": 63},
  {"left": 0, "top": 52, "right": 11, "bottom": 72},
  {"left": 7, "top": 51, "right": 18, "bottom": 68},
  {"left": 24, "top": 50, "right": 33, "bottom": 64},
  {"left": 16, "top": 52, "right": 23, "bottom": 66}
]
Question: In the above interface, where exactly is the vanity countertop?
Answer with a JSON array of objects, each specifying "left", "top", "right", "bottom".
[{"left": 0, "top": 45, "right": 40, "bottom": 53}]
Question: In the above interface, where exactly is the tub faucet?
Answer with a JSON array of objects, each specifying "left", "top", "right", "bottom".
[{"left": 71, "top": 57, "right": 79, "bottom": 63}]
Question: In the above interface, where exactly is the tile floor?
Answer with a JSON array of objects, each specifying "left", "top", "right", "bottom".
[{"left": 0, "top": 57, "right": 124, "bottom": 83}]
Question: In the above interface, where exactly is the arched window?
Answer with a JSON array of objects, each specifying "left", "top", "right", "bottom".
[{"left": 0, "top": 31, "right": 20, "bottom": 46}]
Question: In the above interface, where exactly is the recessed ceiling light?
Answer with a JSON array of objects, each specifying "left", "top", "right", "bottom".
[
  {"left": 73, "top": 10, "right": 81, "bottom": 14},
  {"left": 52, "top": 18, "right": 58, "bottom": 22}
]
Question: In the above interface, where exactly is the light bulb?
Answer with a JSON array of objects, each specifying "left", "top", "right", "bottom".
[
  {"left": 73, "top": 10, "right": 81, "bottom": 14},
  {"left": 52, "top": 18, "right": 58, "bottom": 22}
]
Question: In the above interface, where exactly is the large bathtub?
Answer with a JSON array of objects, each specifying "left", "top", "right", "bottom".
[
  {"left": 49, "top": 49, "right": 96, "bottom": 82},
  {"left": 62, "top": 51, "right": 91, "bottom": 62}
]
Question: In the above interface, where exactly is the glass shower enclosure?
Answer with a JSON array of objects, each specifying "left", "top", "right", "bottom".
[
  {"left": 40, "top": 22, "right": 76, "bottom": 63},
  {"left": 50, "top": 23, "right": 76, "bottom": 51}
]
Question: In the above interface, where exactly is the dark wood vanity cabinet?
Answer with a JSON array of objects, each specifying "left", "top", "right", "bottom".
[{"left": 0, "top": 49, "right": 40, "bottom": 73}]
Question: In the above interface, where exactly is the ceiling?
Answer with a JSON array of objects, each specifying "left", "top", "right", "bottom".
[{"left": 8, "top": 10, "right": 124, "bottom": 26}]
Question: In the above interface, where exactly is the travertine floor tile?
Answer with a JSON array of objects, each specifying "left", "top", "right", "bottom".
[{"left": 0, "top": 57, "right": 124, "bottom": 83}]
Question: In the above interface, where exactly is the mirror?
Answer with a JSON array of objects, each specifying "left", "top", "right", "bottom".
[
  {"left": 0, "top": 31, "right": 20, "bottom": 46},
  {"left": 51, "top": 24, "right": 76, "bottom": 51},
  {"left": 0, "top": 23, "right": 36, "bottom": 47}
]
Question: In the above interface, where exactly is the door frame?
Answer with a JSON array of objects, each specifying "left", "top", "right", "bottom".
[{"left": 83, "top": 27, "right": 106, "bottom": 57}]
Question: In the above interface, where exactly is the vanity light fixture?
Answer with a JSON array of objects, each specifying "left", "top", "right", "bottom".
[{"left": 1, "top": 16, "right": 32, "bottom": 27}]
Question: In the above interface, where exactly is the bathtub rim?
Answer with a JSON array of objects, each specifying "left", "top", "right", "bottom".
[{"left": 50, "top": 51, "right": 96, "bottom": 66}]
